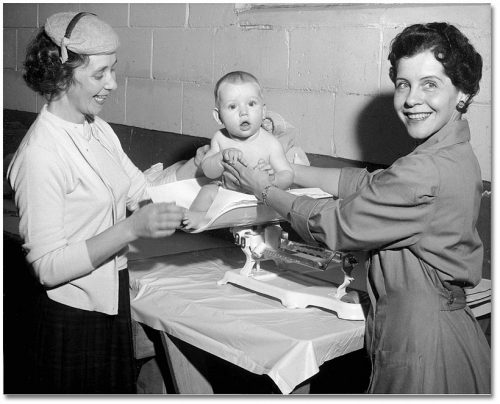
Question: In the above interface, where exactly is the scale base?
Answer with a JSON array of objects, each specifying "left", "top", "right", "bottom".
[{"left": 217, "top": 268, "right": 366, "bottom": 321}]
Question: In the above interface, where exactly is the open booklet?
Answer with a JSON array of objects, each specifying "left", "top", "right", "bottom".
[{"left": 147, "top": 178, "right": 332, "bottom": 233}]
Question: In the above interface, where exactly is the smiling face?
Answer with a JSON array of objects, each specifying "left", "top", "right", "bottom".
[
  {"left": 393, "top": 50, "right": 466, "bottom": 141},
  {"left": 62, "top": 53, "right": 117, "bottom": 123},
  {"left": 213, "top": 81, "right": 266, "bottom": 140}
]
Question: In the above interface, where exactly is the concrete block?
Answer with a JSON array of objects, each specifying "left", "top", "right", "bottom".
[
  {"left": 290, "top": 27, "right": 380, "bottom": 95},
  {"left": 99, "top": 76, "right": 126, "bottom": 125},
  {"left": 380, "top": 27, "right": 401, "bottom": 94},
  {"left": 115, "top": 28, "right": 152, "bottom": 79},
  {"left": 264, "top": 89, "right": 335, "bottom": 156},
  {"left": 2, "top": 70, "right": 37, "bottom": 113},
  {"left": 380, "top": 4, "right": 491, "bottom": 29},
  {"left": 182, "top": 83, "right": 220, "bottom": 138},
  {"left": 333, "top": 92, "right": 413, "bottom": 166},
  {"left": 39, "top": 3, "right": 80, "bottom": 26},
  {"left": 214, "top": 27, "right": 288, "bottom": 89},
  {"left": 460, "top": 28, "right": 491, "bottom": 104},
  {"left": 130, "top": 3, "right": 186, "bottom": 27},
  {"left": 79, "top": 4, "right": 129, "bottom": 27},
  {"left": 17, "top": 29, "right": 38, "bottom": 71},
  {"left": 467, "top": 105, "right": 491, "bottom": 182},
  {"left": 3, "top": 3, "right": 38, "bottom": 28},
  {"left": 237, "top": 4, "right": 383, "bottom": 28},
  {"left": 126, "top": 78, "right": 182, "bottom": 133},
  {"left": 188, "top": 3, "right": 238, "bottom": 27},
  {"left": 3, "top": 29, "right": 17, "bottom": 69},
  {"left": 153, "top": 28, "right": 213, "bottom": 83}
]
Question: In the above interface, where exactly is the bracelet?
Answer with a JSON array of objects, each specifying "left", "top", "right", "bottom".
[{"left": 261, "top": 184, "right": 276, "bottom": 206}]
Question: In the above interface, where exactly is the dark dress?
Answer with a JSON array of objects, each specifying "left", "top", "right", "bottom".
[
  {"left": 289, "top": 119, "right": 490, "bottom": 393},
  {"left": 32, "top": 269, "right": 136, "bottom": 394}
]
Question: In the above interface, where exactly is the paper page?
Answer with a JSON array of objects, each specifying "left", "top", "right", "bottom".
[{"left": 147, "top": 178, "right": 332, "bottom": 232}]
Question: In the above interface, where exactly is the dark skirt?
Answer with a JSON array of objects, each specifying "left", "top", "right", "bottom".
[{"left": 31, "top": 269, "right": 136, "bottom": 394}]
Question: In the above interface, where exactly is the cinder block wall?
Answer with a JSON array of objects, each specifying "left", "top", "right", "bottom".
[{"left": 3, "top": 3, "right": 492, "bottom": 181}]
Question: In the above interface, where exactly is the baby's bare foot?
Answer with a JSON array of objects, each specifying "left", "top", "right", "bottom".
[{"left": 183, "top": 210, "right": 208, "bottom": 230}]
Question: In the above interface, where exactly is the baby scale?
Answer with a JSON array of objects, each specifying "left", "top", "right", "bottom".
[
  {"left": 147, "top": 180, "right": 366, "bottom": 320},
  {"left": 217, "top": 223, "right": 366, "bottom": 320}
]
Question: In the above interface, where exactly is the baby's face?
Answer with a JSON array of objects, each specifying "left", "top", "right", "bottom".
[{"left": 216, "top": 81, "right": 265, "bottom": 140}]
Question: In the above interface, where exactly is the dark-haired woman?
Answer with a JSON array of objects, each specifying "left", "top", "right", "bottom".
[
  {"left": 7, "top": 12, "right": 201, "bottom": 393},
  {"left": 223, "top": 22, "right": 490, "bottom": 394}
]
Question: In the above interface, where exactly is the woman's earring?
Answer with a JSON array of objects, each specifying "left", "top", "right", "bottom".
[{"left": 456, "top": 100, "right": 466, "bottom": 112}]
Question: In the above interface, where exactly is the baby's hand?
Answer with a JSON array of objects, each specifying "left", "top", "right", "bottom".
[
  {"left": 254, "top": 159, "right": 275, "bottom": 182},
  {"left": 254, "top": 159, "right": 273, "bottom": 174},
  {"left": 222, "top": 148, "right": 245, "bottom": 165}
]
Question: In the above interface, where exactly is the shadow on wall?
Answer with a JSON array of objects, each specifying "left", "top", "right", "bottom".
[{"left": 355, "top": 92, "right": 415, "bottom": 166}]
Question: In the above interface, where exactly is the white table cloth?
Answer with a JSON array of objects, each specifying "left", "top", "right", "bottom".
[{"left": 129, "top": 246, "right": 365, "bottom": 394}]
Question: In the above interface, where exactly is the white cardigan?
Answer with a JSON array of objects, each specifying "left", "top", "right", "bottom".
[{"left": 8, "top": 106, "right": 174, "bottom": 314}]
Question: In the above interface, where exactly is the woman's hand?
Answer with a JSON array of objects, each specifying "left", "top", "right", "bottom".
[
  {"left": 222, "top": 160, "right": 271, "bottom": 198},
  {"left": 128, "top": 202, "right": 186, "bottom": 239},
  {"left": 86, "top": 202, "right": 185, "bottom": 269}
]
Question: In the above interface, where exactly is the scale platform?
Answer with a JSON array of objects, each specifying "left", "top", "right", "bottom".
[
  {"left": 148, "top": 180, "right": 367, "bottom": 319},
  {"left": 217, "top": 264, "right": 367, "bottom": 321}
]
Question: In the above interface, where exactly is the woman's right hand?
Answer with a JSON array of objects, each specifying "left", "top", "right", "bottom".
[
  {"left": 86, "top": 202, "right": 186, "bottom": 269},
  {"left": 222, "top": 160, "right": 271, "bottom": 198},
  {"left": 128, "top": 202, "right": 186, "bottom": 239}
]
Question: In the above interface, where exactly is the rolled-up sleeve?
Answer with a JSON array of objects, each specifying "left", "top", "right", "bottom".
[
  {"left": 289, "top": 158, "right": 438, "bottom": 252},
  {"left": 289, "top": 196, "right": 328, "bottom": 245},
  {"left": 338, "top": 166, "right": 382, "bottom": 197}
]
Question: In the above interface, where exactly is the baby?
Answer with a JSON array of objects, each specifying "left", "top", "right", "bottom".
[{"left": 183, "top": 71, "right": 294, "bottom": 229}]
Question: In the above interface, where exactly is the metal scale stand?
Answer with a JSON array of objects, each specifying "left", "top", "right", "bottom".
[{"left": 217, "top": 224, "right": 366, "bottom": 320}]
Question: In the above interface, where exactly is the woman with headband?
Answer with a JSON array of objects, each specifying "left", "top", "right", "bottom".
[{"left": 7, "top": 12, "right": 195, "bottom": 393}]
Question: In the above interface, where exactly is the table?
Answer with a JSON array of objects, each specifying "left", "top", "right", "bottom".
[
  {"left": 129, "top": 245, "right": 367, "bottom": 394},
  {"left": 3, "top": 197, "right": 491, "bottom": 393}
]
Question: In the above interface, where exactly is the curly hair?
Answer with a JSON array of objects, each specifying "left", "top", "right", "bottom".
[
  {"left": 388, "top": 22, "right": 483, "bottom": 113},
  {"left": 23, "top": 29, "right": 89, "bottom": 101}
]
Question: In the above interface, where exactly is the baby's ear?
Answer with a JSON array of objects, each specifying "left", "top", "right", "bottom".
[
  {"left": 262, "top": 104, "right": 267, "bottom": 119},
  {"left": 212, "top": 108, "right": 223, "bottom": 125}
]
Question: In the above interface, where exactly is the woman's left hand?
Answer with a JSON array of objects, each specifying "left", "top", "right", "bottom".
[{"left": 222, "top": 160, "right": 271, "bottom": 198}]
